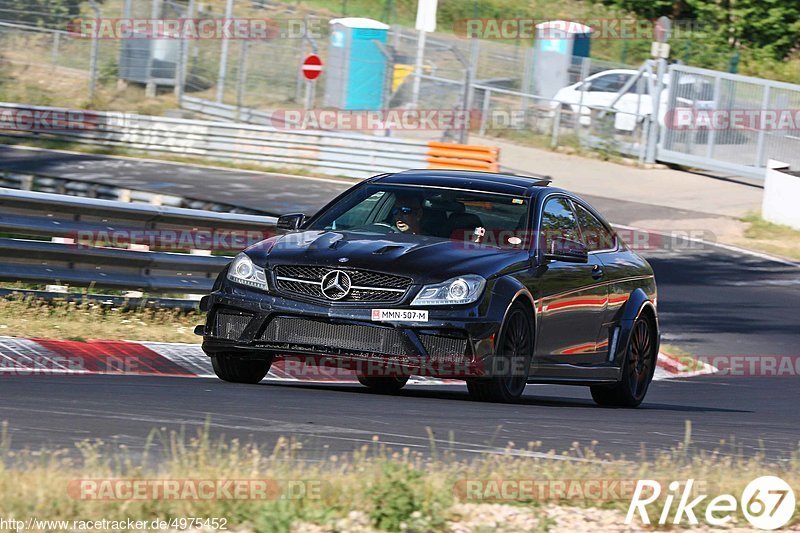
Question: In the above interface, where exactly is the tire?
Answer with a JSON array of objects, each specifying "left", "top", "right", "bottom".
[
  {"left": 211, "top": 353, "right": 272, "bottom": 384},
  {"left": 467, "top": 302, "right": 534, "bottom": 403},
  {"left": 591, "top": 313, "right": 657, "bottom": 407},
  {"left": 357, "top": 375, "right": 409, "bottom": 394}
]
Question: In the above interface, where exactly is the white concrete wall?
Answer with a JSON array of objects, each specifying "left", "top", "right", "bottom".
[{"left": 763, "top": 160, "right": 800, "bottom": 230}]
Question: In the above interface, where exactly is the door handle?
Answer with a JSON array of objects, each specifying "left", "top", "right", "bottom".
[{"left": 591, "top": 264, "right": 605, "bottom": 280}]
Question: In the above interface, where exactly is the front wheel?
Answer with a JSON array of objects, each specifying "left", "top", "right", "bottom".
[
  {"left": 357, "top": 375, "right": 409, "bottom": 394},
  {"left": 467, "top": 302, "right": 534, "bottom": 403},
  {"left": 211, "top": 353, "right": 272, "bottom": 384},
  {"left": 591, "top": 314, "right": 657, "bottom": 407}
]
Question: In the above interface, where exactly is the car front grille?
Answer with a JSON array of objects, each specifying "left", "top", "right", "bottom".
[
  {"left": 273, "top": 265, "right": 412, "bottom": 304},
  {"left": 257, "top": 316, "right": 469, "bottom": 359},
  {"left": 259, "top": 317, "right": 409, "bottom": 355},
  {"left": 419, "top": 334, "right": 468, "bottom": 358},
  {"left": 213, "top": 310, "right": 254, "bottom": 340}
]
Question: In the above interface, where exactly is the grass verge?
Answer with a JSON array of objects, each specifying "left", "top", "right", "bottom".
[
  {"left": 0, "top": 296, "right": 204, "bottom": 343},
  {"left": 739, "top": 213, "right": 800, "bottom": 262},
  {"left": 0, "top": 422, "right": 797, "bottom": 532}
]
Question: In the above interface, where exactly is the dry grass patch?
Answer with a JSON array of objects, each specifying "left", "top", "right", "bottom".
[
  {"left": 738, "top": 213, "right": 800, "bottom": 261},
  {"left": 0, "top": 296, "right": 203, "bottom": 343},
  {"left": 0, "top": 422, "right": 797, "bottom": 532}
]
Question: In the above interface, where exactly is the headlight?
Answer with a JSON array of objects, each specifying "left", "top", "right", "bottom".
[
  {"left": 411, "top": 275, "right": 485, "bottom": 306},
  {"left": 227, "top": 253, "right": 268, "bottom": 291}
]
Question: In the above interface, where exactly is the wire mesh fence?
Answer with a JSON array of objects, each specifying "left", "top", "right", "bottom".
[{"left": 8, "top": 0, "right": 794, "bottom": 176}]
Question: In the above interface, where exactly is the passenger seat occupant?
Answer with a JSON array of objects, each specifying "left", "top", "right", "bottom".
[
  {"left": 421, "top": 208, "right": 449, "bottom": 237},
  {"left": 448, "top": 212, "right": 484, "bottom": 240}
]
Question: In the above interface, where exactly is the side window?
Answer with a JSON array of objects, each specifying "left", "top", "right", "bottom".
[
  {"left": 589, "top": 74, "right": 630, "bottom": 93},
  {"left": 626, "top": 77, "right": 649, "bottom": 95},
  {"left": 541, "top": 197, "right": 581, "bottom": 252},
  {"left": 575, "top": 203, "right": 616, "bottom": 251}
]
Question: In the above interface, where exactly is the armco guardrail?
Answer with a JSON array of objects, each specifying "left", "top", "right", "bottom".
[
  {"left": 0, "top": 188, "right": 276, "bottom": 294},
  {"left": 0, "top": 102, "right": 500, "bottom": 179}
]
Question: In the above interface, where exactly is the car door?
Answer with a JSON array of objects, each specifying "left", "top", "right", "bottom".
[
  {"left": 572, "top": 200, "right": 621, "bottom": 363},
  {"left": 534, "top": 196, "right": 608, "bottom": 365}
]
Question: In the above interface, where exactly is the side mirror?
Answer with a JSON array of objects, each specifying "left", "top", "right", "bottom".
[
  {"left": 276, "top": 213, "right": 305, "bottom": 232},
  {"left": 545, "top": 237, "right": 589, "bottom": 263}
]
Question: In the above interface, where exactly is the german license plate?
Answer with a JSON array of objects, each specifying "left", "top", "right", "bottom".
[{"left": 371, "top": 309, "right": 428, "bottom": 322}]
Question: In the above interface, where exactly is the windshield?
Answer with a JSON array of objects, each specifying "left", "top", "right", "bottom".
[{"left": 306, "top": 184, "right": 531, "bottom": 249}]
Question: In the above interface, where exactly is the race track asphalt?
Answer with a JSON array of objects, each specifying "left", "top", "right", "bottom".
[{"left": 0, "top": 146, "right": 798, "bottom": 460}]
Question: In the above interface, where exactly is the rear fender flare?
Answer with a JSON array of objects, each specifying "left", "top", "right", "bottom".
[{"left": 612, "top": 288, "right": 659, "bottom": 365}]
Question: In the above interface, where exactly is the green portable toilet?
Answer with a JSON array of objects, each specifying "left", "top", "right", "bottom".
[{"left": 324, "top": 17, "right": 389, "bottom": 110}]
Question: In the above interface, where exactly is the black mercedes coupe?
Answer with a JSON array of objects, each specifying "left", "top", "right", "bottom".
[{"left": 197, "top": 170, "right": 659, "bottom": 406}]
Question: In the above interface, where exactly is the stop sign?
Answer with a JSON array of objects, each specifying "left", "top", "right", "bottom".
[{"left": 301, "top": 54, "right": 323, "bottom": 81}]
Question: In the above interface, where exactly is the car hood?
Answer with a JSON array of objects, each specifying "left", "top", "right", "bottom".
[{"left": 246, "top": 230, "right": 530, "bottom": 282}]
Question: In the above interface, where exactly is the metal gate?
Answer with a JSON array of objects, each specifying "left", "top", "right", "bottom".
[{"left": 658, "top": 64, "right": 800, "bottom": 179}]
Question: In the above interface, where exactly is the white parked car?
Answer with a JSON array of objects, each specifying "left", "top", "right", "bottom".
[{"left": 551, "top": 68, "right": 715, "bottom": 131}]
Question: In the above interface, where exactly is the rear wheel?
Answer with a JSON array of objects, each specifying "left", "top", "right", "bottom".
[
  {"left": 591, "top": 314, "right": 657, "bottom": 407},
  {"left": 357, "top": 375, "right": 409, "bottom": 394},
  {"left": 467, "top": 302, "right": 533, "bottom": 403},
  {"left": 211, "top": 353, "right": 272, "bottom": 384}
]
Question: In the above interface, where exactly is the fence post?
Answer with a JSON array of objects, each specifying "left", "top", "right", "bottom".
[
  {"left": 645, "top": 58, "right": 666, "bottom": 164},
  {"left": 411, "top": 29, "right": 426, "bottom": 108},
  {"left": 754, "top": 85, "right": 771, "bottom": 168},
  {"left": 479, "top": 88, "right": 490, "bottom": 136},
  {"left": 145, "top": 0, "right": 160, "bottom": 98},
  {"left": 216, "top": 0, "right": 234, "bottom": 103},
  {"left": 459, "top": 39, "right": 479, "bottom": 144},
  {"left": 236, "top": 39, "right": 249, "bottom": 120},
  {"left": 551, "top": 104, "right": 561, "bottom": 147},
  {"left": 87, "top": 0, "right": 101, "bottom": 102},
  {"left": 521, "top": 47, "right": 534, "bottom": 112},
  {"left": 175, "top": 0, "right": 195, "bottom": 102},
  {"left": 51, "top": 32, "right": 60, "bottom": 65},
  {"left": 704, "top": 75, "right": 722, "bottom": 158}
]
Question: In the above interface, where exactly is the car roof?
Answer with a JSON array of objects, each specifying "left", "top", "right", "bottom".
[{"left": 374, "top": 169, "right": 551, "bottom": 196}]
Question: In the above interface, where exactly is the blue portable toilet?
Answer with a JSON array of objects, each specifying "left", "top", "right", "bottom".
[
  {"left": 532, "top": 20, "right": 593, "bottom": 99},
  {"left": 324, "top": 17, "right": 389, "bottom": 110}
]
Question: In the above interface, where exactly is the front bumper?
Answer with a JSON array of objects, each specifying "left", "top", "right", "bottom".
[{"left": 198, "top": 283, "right": 505, "bottom": 377}]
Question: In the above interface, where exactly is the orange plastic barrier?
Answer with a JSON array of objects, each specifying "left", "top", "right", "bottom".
[{"left": 426, "top": 141, "right": 500, "bottom": 172}]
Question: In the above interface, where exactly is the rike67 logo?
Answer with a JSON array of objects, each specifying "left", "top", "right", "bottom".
[{"left": 626, "top": 476, "right": 796, "bottom": 530}]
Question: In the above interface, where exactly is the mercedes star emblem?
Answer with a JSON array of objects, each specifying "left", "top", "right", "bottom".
[{"left": 320, "top": 270, "right": 351, "bottom": 300}]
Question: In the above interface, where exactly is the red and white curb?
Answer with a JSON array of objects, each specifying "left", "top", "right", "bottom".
[{"left": 0, "top": 337, "right": 716, "bottom": 382}]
